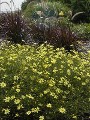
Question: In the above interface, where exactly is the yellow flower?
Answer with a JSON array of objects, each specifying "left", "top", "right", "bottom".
[
  {"left": 26, "top": 94, "right": 34, "bottom": 99},
  {"left": 26, "top": 111, "right": 31, "bottom": 115},
  {"left": 4, "top": 97, "right": 11, "bottom": 102},
  {"left": 38, "top": 78, "right": 44, "bottom": 84},
  {"left": 53, "top": 67, "right": 58, "bottom": 73},
  {"left": 59, "top": 11, "right": 64, "bottom": 16},
  {"left": 11, "top": 95, "right": 15, "bottom": 100},
  {"left": 44, "top": 90, "right": 49, "bottom": 94},
  {"left": 21, "top": 95, "right": 25, "bottom": 99},
  {"left": 87, "top": 50, "right": 90, "bottom": 54},
  {"left": 72, "top": 114, "right": 77, "bottom": 119},
  {"left": 31, "top": 107, "right": 40, "bottom": 113},
  {"left": 61, "top": 65, "right": 64, "bottom": 68},
  {"left": 67, "top": 69, "right": 71, "bottom": 76},
  {"left": 2, "top": 108, "right": 10, "bottom": 115},
  {"left": 46, "top": 103, "right": 52, "bottom": 108},
  {"left": 14, "top": 99, "right": 21, "bottom": 104},
  {"left": 58, "top": 107, "right": 66, "bottom": 113},
  {"left": 67, "top": 60, "right": 73, "bottom": 65},
  {"left": 14, "top": 75, "right": 19, "bottom": 80},
  {"left": 17, "top": 104, "right": 24, "bottom": 110},
  {"left": 51, "top": 59, "right": 56, "bottom": 64},
  {"left": 39, "top": 116, "right": 45, "bottom": 120},
  {"left": 15, "top": 113, "right": 19, "bottom": 117},
  {"left": 0, "top": 82, "right": 6, "bottom": 88},
  {"left": 16, "top": 88, "right": 20, "bottom": 93},
  {"left": 48, "top": 80, "right": 55, "bottom": 87},
  {"left": 82, "top": 82, "right": 86, "bottom": 85}
]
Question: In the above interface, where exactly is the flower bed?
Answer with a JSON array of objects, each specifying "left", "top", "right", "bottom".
[{"left": 0, "top": 44, "right": 90, "bottom": 120}]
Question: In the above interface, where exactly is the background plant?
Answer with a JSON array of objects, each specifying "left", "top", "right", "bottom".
[
  {"left": 23, "top": 1, "right": 70, "bottom": 20},
  {"left": 0, "top": 11, "right": 32, "bottom": 44},
  {"left": 30, "top": 21, "right": 79, "bottom": 51},
  {"left": 71, "top": 23, "right": 90, "bottom": 40}
]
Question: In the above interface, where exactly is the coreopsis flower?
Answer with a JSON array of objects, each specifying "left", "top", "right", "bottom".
[
  {"left": 26, "top": 111, "right": 31, "bottom": 115},
  {"left": 4, "top": 97, "right": 11, "bottom": 102},
  {"left": 16, "top": 88, "right": 20, "bottom": 93},
  {"left": 14, "top": 99, "right": 21, "bottom": 104},
  {"left": 0, "top": 82, "right": 6, "bottom": 88},
  {"left": 39, "top": 116, "right": 45, "bottom": 120},
  {"left": 58, "top": 107, "right": 66, "bottom": 113},
  {"left": 46, "top": 103, "right": 52, "bottom": 108},
  {"left": 2, "top": 108, "right": 10, "bottom": 115}
]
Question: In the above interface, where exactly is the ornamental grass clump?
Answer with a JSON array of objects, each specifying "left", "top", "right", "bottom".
[
  {"left": 0, "top": 44, "right": 90, "bottom": 120},
  {"left": 0, "top": 11, "right": 31, "bottom": 44},
  {"left": 30, "top": 23, "right": 78, "bottom": 51}
]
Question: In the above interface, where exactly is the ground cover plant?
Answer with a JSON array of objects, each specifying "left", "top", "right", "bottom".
[{"left": 0, "top": 44, "right": 90, "bottom": 120}]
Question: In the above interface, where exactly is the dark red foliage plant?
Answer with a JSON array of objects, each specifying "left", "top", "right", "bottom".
[{"left": 30, "top": 22, "right": 78, "bottom": 51}]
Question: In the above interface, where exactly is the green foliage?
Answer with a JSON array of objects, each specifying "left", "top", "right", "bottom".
[
  {"left": 21, "top": 0, "right": 41, "bottom": 12},
  {"left": 21, "top": 0, "right": 38, "bottom": 12},
  {"left": 23, "top": 1, "right": 70, "bottom": 19},
  {"left": 70, "top": 0, "right": 90, "bottom": 14},
  {"left": 0, "top": 44, "right": 90, "bottom": 120},
  {"left": 60, "top": 0, "right": 90, "bottom": 14},
  {"left": 72, "top": 23, "right": 90, "bottom": 40}
]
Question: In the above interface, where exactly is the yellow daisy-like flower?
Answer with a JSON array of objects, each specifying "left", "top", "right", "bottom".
[
  {"left": 14, "top": 99, "right": 21, "bottom": 104},
  {"left": 21, "top": 95, "right": 25, "bottom": 99},
  {"left": 4, "top": 97, "right": 11, "bottom": 102},
  {"left": 11, "top": 95, "right": 15, "bottom": 100},
  {"left": 26, "top": 111, "right": 31, "bottom": 115},
  {"left": 17, "top": 104, "right": 24, "bottom": 110},
  {"left": 67, "top": 69, "right": 71, "bottom": 76},
  {"left": 31, "top": 107, "right": 40, "bottom": 113},
  {"left": 26, "top": 94, "right": 34, "bottom": 99},
  {"left": 51, "top": 59, "right": 56, "bottom": 64},
  {"left": 39, "top": 116, "right": 45, "bottom": 120},
  {"left": 46, "top": 103, "right": 52, "bottom": 108},
  {"left": 82, "top": 82, "right": 86, "bottom": 85},
  {"left": 16, "top": 88, "right": 20, "bottom": 93},
  {"left": 72, "top": 114, "right": 77, "bottom": 119},
  {"left": 48, "top": 80, "right": 55, "bottom": 87},
  {"left": 58, "top": 107, "right": 66, "bottom": 113},
  {"left": 59, "top": 11, "right": 64, "bottom": 16},
  {"left": 0, "top": 82, "right": 6, "bottom": 88},
  {"left": 2, "top": 108, "right": 10, "bottom": 115},
  {"left": 15, "top": 113, "right": 19, "bottom": 117}
]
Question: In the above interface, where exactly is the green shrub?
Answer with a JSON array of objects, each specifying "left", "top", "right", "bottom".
[
  {"left": 0, "top": 44, "right": 90, "bottom": 120},
  {"left": 72, "top": 23, "right": 90, "bottom": 40},
  {"left": 23, "top": 1, "right": 70, "bottom": 19},
  {"left": 21, "top": 0, "right": 41, "bottom": 12},
  {"left": 70, "top": 0, "right": 90, "bottom": 14}
]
